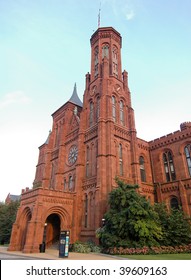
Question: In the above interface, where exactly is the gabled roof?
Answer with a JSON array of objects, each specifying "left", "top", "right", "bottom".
[{"left": 69, "top": 83, "right": 83, "bottom": 107}]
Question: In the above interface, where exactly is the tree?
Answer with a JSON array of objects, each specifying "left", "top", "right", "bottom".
[
  {"left": 154, "top": 203, "right": 191, "bottom": 246},
  {"left": 0, "top": 201, "right": 20, "bottom": 244},
  {"left": 100, "top": 179, "right": 162, "bottom": 248}
]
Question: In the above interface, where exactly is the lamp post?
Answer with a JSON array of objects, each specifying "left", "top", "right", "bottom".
[
  {"left": 40, "top": 222, "right": 47, "bottom": 253},
  {"left": 102, "top": 218, "right": 106, "bottom": 227},
  {"left": 43, "top": 222, "right": 47, "bottom": 242}
]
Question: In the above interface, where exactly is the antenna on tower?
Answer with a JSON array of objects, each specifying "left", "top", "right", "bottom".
[{"left": 98, "top": 2, "right": 101, "bottom": 28}]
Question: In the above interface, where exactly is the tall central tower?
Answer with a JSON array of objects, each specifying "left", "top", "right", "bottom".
[
  {"left": 79, "top": 27, "right": 139, "bottom": 240},
  {"left": 8, "top": 27, "right": 158, "bottom": 253}
]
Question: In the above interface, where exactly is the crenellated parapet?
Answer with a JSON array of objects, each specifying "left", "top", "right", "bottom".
[
  {"left": 149, "top": 123, "right": 191, "bottom": 150},
  {"left": 180, "top": 121, "right": 191, "bottom": 131},
  {"left": 90, "top": 27, "right": 122, "bottom": 47}
]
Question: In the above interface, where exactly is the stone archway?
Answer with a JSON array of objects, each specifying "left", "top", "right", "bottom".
[
  {"left": 44, "top": 213, "right": 61, "bottom": 248},
  {"left": 42, "top": 206, "right": 72, "bottom": 248},
  {"left": 14, "top": 207, "right": 32, "bottom": 251},
  {"left": 21, "top": 208, "right": 32, "bottom": 250}
]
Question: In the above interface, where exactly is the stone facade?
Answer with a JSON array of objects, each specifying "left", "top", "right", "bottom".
[{"left": 8, "top": 27, "right": 191, "bottom": 253}]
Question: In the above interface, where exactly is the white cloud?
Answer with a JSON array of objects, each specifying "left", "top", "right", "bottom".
[
  {"left": 102, "top": 0, "right": 135, "bottom": 21},
  {"left": 0, "top": 90, "right": 31, "bottom": 109},
  {"left": 125, "top": 9, "right": 135, "bottom": 20}
]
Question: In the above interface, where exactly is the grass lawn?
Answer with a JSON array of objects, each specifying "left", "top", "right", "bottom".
[{"left": 119, "top": 254, "right": 191, "bottom": 260}]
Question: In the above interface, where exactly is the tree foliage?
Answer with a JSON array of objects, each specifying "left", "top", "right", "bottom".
[
  {"left": 154, "top": 202, "right": 191, "bottom": 246},
  {"left": 99, "top": 179, "right": 191, "bottom": 249},
  {"left": 100, "top": 179, "right": 162, "bottom": 248},
  {"left": 0, "top": 201, "right": 20, "bottom": 244}
]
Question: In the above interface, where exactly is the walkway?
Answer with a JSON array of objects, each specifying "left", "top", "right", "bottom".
[{"left": 0, "top": 246, "right": 123, "bottom": 260}]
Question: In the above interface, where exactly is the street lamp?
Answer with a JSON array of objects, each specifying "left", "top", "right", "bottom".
[
  {"left": 40, "top": 222, "right": 48, "bottom": 253},
  {"left": 102, "top": 218, "right": 106, "bottom": 227},
  {"left": 43, "top": 223, "right": 47, "bottom": 241}
]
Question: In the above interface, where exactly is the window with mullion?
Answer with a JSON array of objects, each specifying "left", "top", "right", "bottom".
[
  {"left": 112, "top": 96, "right": 116, "bottom": 122},
  {"left": 119, "top": 100, "right": 124, "bottom": 125},
  {"left": 96, "top": 97, "right": 100, "bottom": 122},
  {"left": 185, "top": 144, "right": 191, "bottom": 176},
  {"left": 139, "top": 156, "right": 146, "bottom": 182},
  {"left": 119, "top": 144, "right": 123, "bottom": 176},
  {"left": 84, "top": 194, "right": 88, "bottom": 228},
  {"left": 86, "top": 146, "right": 90, "bottom": 177},
  {"left": 163, "top": 151, "right": 176, "bottom": 182},
  {"left": 90, "top": 101, "right": 94, "bottom": 127}
]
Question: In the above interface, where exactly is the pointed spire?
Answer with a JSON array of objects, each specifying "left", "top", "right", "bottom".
[{"left": 69, "top": 83, "right": 83, "bottom": 107}]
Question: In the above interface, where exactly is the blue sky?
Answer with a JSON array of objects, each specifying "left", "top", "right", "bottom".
[{"left": 0, "top": 0, "right": 190, "bottom": 201}]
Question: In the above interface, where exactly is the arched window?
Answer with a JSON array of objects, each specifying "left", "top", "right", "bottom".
[
  {"left": 112, "top": 46, "right": 118, "bottom": 77},
  {"left": 86, "top": 146, "right": 90, "bottom": 177},
  {"left": 163, "top": 151, "right": 176, "bottom": 182},
  {"left": 68, "top": 176, "right": 73, "bottom": 191},
  {"left": 90, "top": 101, "right": 94, "bottom": 127},
  {"left": 94, "top": 46, "right": 99, "bottom": 77},
  {"left": 112, "top": 96, "right": 116, "bottom": 122},
  {"left": 119, "top": 100, "right": 124, "bottom": 125},
  {"left": 64, "top": 178, "right": 67, "bottom": 191},
  {"left": 96, "top": 96, "right": 100, "bottom": 122},
  {"left": 102, "top": 44, "right": 109, "bottom": 58},
  {"left": 170, "top": 197, "right": 179, "bottom": 209},
  {"left": 50, "top": 161, "right": 56, "bottom": 189},
  {"left": 119, "top": 143, "right": 123, "bottom": 176},
  {"left": 139, "top": 156, "right": 146, "bottom": 182},
  {"left": 185, "top": 144, "right": 191, "bottom": 176},
  {"left": 96, "top": 140, "right": 98, "bottom": 175}
]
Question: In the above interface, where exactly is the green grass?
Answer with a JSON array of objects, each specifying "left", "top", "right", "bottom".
[{"left": 119, "top": 253, "right": 191, "bottom": 260}]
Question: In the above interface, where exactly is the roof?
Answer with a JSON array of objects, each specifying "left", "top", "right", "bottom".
[
  {"left": 69, "top": 83, "right": 83, "bottom": 107},
  {"left": 5, "top": 193, "right": 20, "bottom": 204},
  {"left": 9, "top": 194, "right": 20, "bottom": 201},
  {"left": 51, "top": 83, "right": 83, "bottom": 117}
]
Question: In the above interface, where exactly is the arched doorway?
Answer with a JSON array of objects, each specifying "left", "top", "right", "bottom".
[{"left": 44, "top": 214, "right": 61, "bottom": 248}]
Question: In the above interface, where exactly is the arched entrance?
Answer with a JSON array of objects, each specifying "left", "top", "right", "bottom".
[{"left": 44, "top": 214, "right": 61, "bottom": 248}]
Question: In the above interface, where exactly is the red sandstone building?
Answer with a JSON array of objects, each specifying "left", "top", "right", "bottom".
[{"left": 9, "top": 27, "right": 191, "bottom": 253}]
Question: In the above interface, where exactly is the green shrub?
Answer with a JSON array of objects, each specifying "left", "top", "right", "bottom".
[
  {"left": 72, "top": 241, "right": 91, "bottom": 253},
  {"left": 71, "top": 241, "right": 101, "bottom": 253}
]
